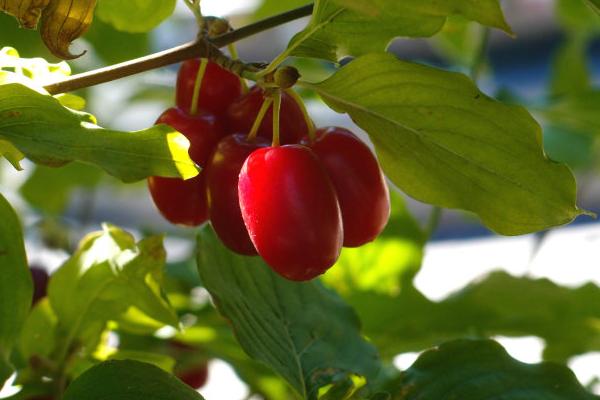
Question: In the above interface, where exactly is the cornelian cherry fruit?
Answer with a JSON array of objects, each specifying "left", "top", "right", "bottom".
[
  {"left": 205, "top": 134, "right": 269, "bottom": 255},
  {"left": 148, "top": 108, "right": 224, "bottom": 227},
  {"left": 238, "top": 145, "right": 343, "bottom": 281},
  {"left": 303, "top": 127, "right": 390, "bottom": 247},
  {"left": 226, "top": 86, "right": 309, "bottom": 144},
  {"left": 176, "top": 59, "right": 243, "bottom": 116}
]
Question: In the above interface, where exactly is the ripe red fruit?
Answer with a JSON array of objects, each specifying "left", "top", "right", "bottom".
[
  {"left": 155, "top": 107, "right": 223, "bottom": 166},
  {"left": 238, "top": 145, "right": 343, "bottom": 281},
  {"left": 176, "top": 59, "right": 243, "bottom": 116},
  {"left": 30, "top": 266, "right": 49, "bottom": 306},
  {"left": 226, "top": 86, "right": 309, "bottom": 144},
  {"left": 148, "top": 174, "right": 207, "bottom": 226},
  {"left": 205, "top": 134, "right": 269, "bottom": 255},
  {"left": 148, "top": 108, "right": 223, "bottom": 227},
  {"left": 177, "top": 363, "right": 209, "bottom": 389},
  {"left": 303, "top": 127, "right": 390, "bottom": 247}
]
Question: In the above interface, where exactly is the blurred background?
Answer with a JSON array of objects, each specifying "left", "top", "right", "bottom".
[{"left": 2, "top": 0, "right": 600, "bottom": 398}]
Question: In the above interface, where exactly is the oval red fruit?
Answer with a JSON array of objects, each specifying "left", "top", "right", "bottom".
[
  {"left": 176, "top": 59, "right": 243, "bottom": 116},
  {"left": 205, "top": 134, "right": 269, "bottom": 255},
  {"left": 148, "top": 174, "right": 208, "bottom": 227},
  {"left": 238, "top": 145, "right": 343, "bottom": 280},
  {"left": 303, "top": 127, "right": 390, "bottom": 246},
  {"left": 226, "top": 86, "right": 309, "bottom": 144},
  {"left": 177, "top": 363, "right": 209, "bottom": 389}
]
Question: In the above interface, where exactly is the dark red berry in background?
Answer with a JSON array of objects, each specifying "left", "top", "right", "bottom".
[
  {"left": 148, "top": 174, "right": 208, "bottom": 227},
  {"left": 226, "top": 86, "right": 309, "bottom": 145},
  {"left": 238, "top": 145, "right": 343, "bottom": 281},
  {"left": 155, "top": 107, "right": 224, "bottom": 166},
  {"left": 205, "top": 134, "right": 269, "bottom": 256},
  {"left": 30, "top": 266, "right": 49, "bottom": 306},
  {"left": 303, "top": 127, "right": 390, "bottom": 247},
  {"left": 177, "top": 59, "right": 243, "bottom": 116},
  {"left": 177, "top": 363, "right": 209, "bottom": 389}
]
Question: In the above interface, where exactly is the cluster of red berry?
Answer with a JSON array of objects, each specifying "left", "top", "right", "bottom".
[{"left": 148, "top": 59, "right": 390, "bottom": 281}]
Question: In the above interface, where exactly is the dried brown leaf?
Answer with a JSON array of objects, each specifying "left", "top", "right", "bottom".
[
  {"left": 0, "top": 0, "right": 50, "bottom": 28},
  {"left": 40, "top": 0, "right": 96, "bottom": 59}
]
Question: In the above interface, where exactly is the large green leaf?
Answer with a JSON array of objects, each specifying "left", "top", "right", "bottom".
[
  {"left": 0, "top": 193, "right": 32, "bottom": 386},
  {"left": 253, "top": 0, "right": 311, "bottom": 20},
  {"left": 196, "top": 228, "right": 382, "bottom": 400},
  {"left": 350, "top": 271, "right": 600, "bottom": 362},
  {"left": 389, "top": 339, "right": 597, "bottom": 399},
  {"left": 48, "top": 224, "right": 178, "bottom": 363},
  {"left": 556, "top": 0, "right": 600, "bottom": 31},
  {"left": 549, "top": 34, "right": 591, "bottom": 96},
  {"left": 286, "top": 0, "right": 511, "bottom": 62},
  {"left": 96, "top": 0, "right": 176, "bottom": 33},
  {"left": 305, "top": 53, "right": 583, "bottom": 235},
  {"left": 63, "top": 360, "right": 205, "bottom": 400},
  {"left": 0, "top": 83, "right": 198, "bottom": 182},
  {"left": 585, "top": 0, "right": 600, "bottom": 14}
]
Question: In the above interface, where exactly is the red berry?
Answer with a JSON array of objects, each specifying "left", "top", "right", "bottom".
[
  {"left": 177, "top": 363, "right": 209, "bottom": 389},
  {"left": 226, "top": 86, "right": 309, "bottom": 144},
  {"left": 148, "top": 108, "right": 223, "bottom": 227},
  {"left": 303, "top": 127, "right": 390, "bottom": 247},
  {"left": 148, "top": 174, "right": 207, "bottom": 227},
  {"left": 238, "top": 145, "right": 343, "bottom": 281},
  {"left": 176, "top": 59, "right": 243, "bottom": 116},
  {"left": 30, "top": 266, "right": 49, "bottom": 306},
  {"left": 155, "top": 107, "right": 223, "bottom": 166},
  {"left": 205, "top": 134, "right": 269, "bottom": 255}
]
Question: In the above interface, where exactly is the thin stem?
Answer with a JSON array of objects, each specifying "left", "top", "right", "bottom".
[
  {"left": 183, "top": 0, "right": 203, "bottom": 28},
  {"left": 43, "top": 4, "right": 314, "bottom": 95},
  {"left": 228, "top": 43, "right": 249, "bottom": 93},
  {"left": 247, "top": 97, "right": 273, "bottom": 140},
  {"left": 285, "top": 88, "right": 315, "bottom": 141},
  {"left": 272, "top": 90, "right": 282, "bottom": 147},
  {"left": 190, "top": 58, "right": 209, "bottom": 115}
]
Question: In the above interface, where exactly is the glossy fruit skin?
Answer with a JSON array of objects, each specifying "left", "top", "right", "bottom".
[
  {"left": 303, "top": 127, "right": 390, "bottom": 247},
  {"left": 155, "top": 107, "right": 223, "bottom": 166},
  {"left": 148, "top": 108, "right": 223, "bottom": 227},
  {"left": 176, "top": 59, "right": 243, "bottom": 116},
  {"left": 148, "top": 174, "right": 208, "bottom": 226},
  {"left": 226, "top": 86, "right": 309, "bottom": 144},
  {"left": 177, "top": 363, "right": 209, "bottom": 389},
  {"left": 238, "top": 145, "right": 343, "bottom": 281},
  {"left": 205, "top": 134, "right": 269, "bottom": 255},
  {"left": 30, "top": 266, "right": 49, "bottom": 306}
]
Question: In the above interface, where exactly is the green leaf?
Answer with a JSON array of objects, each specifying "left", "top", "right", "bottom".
[
  {"left": 19, "top": 299, "right": 57, "bottom": 361},
  {"left": 543, "top": 125, "right": 594, "bottom": 170},
  {"left": 20, "top": 162, "right": 103, "bottom": 214},
  {"left": 0, "top": 192, "right": 32, "bottom": 386},
  {"left": 63, "top": 360, "right": 205, "bottom": 400},
  {"left": 306, "top": 53, "right": 584, "bottom": 235},
  {"left": 350, "top": 272, "right": 600, "bottom": 361},
  {"left": 556, "top": 0, "right": 600, "bottom": 32},
  {"left": 541, "top": 90, "right": 600, "bottom": 136},
  {"left": 49, "top": 224, "right": 178, "bottom": 362},
  {"left": 0, "top": 46, "right": 71, "bottom": 83},
  {"left": 391, "top": 339, "right": 597, "bottom": 399},
  {"left": 0, "top": 138, "right": 24, "bottom": 170},
  {"left": 287, "top": 0, "right": 511, "bottom": 62},
  {"left": 253, "top": 0, "right": 311, "bottom": 20},
  {"left": 96, "top": 0, "right": 176, "bottom": 33},
  {"left": 431, "top": 16, "right": 486, "bottom": 68},
  {"left": 84, "top": 18, "right": 150, "bottom": 64},
  {"left": 0, "top": 83, "right": 198, "bottom": 182},
  {"left": 196, "top": 228, "right": 382, "bottom": 400}
]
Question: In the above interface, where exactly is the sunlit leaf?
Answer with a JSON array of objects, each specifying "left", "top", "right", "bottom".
[
  {"left": 96, "top": 0, "right": 176, "bottom": 33},
  {"left": 306, "top": 53, "right": 585, "bottom": 235},
  {"left": 287, "top": 0, "right": 511, "bottom": 62},
  {"left": 0, "top": 83, "right": 198, "bottom": 182}
]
